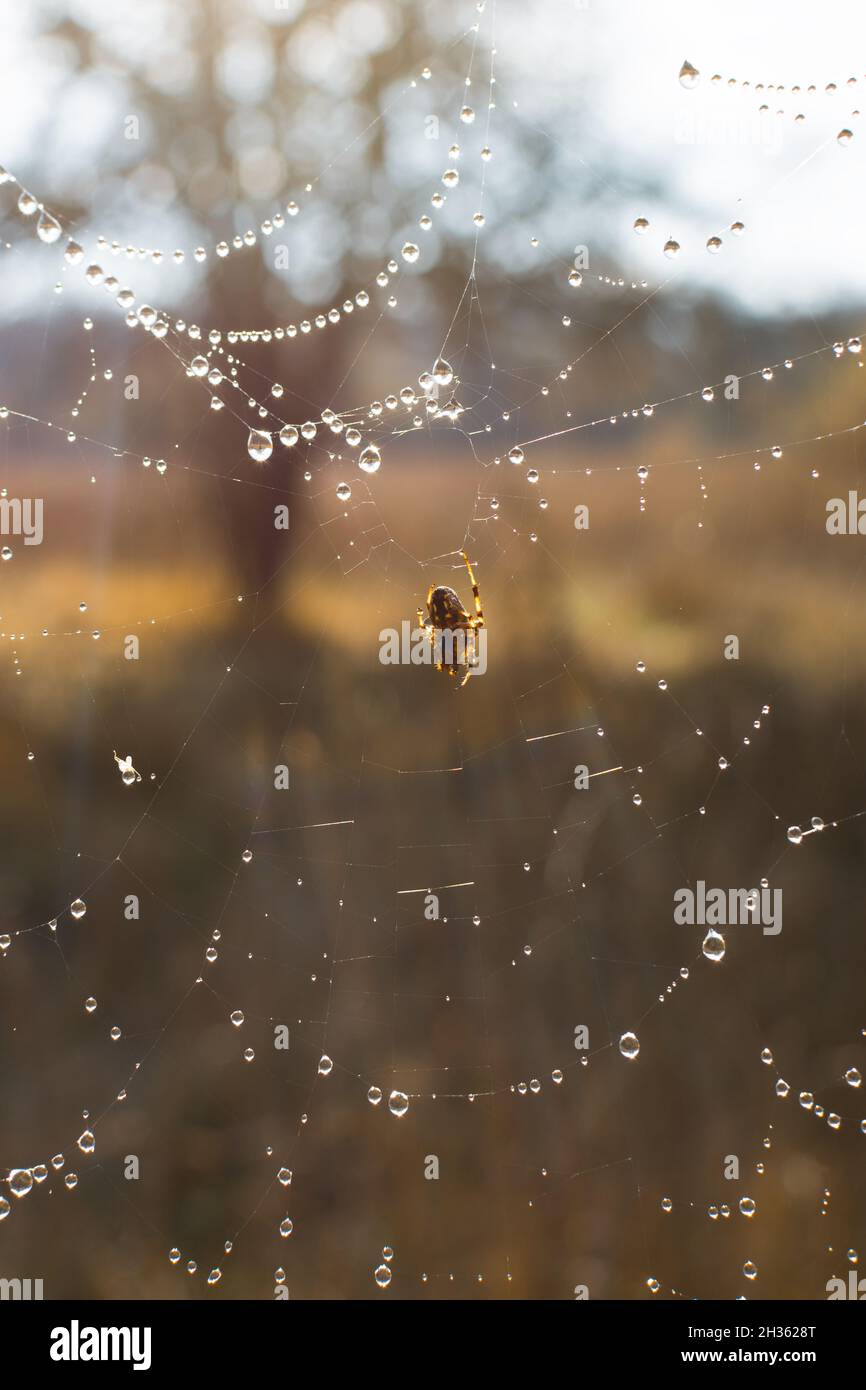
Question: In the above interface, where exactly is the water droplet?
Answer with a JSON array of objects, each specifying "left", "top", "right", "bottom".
[
  {"left": 679, "top": 59, "right": 700, "bottom": 89},
  {"left": 702, "top": 929, "right": 726, "bottom": 963},
  {"left": 37, "top": 210, "right": 62, "bottom": 244},
  {"left": 388, "top": 1089, "right": 409, "bottom": 1117},
  {"left": 358, "top": 444, "right": 381, "bottom": 474},
  {"left": 8, "top": 1169, "right": 33, "bottom": 1198},
  {"left": 432, "top": 358, "right": 454, "bottom": 387},
  {"left": 70, "top": 898, "right": 86, "bottom": 920},
  {"left": 374, "top": 1263, "right": 392, "bottom": 1288},
  {"left": 633, "top": 217, "right": 649, "bottom": 234},
  {"left": 77, "top": 1129, "right": 95, "bottom": 1154},
  {"left": 619, "top": 1031, "right": 640, "bottom": 1060},
  {"left": 247, "top": 430, "right": 273, "bottom": 464},
  {"left": 318, "top": 1054, "right": 333, "bottom": 1076}
]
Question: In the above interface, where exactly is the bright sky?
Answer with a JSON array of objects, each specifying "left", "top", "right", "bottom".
[
  {"left": 502, "top": 0, "right": 866, "bottom": 312},
  {"left": 1, "top": 0, "right": 865, "bottom": 315}
]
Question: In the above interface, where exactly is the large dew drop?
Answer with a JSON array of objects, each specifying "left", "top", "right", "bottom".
[
  {"left": 388, "top": 1089, "right": 409, "bottom": 1117},
  {"left": 678, "top": 59, "right": 700, "bottom": 89},
  {"left": 619, "top": 1031, "right": 640, "bottom": 1061},
  {"left": 247, "top": 430, "right": 273, "bottom": 464},
  {"left": 36, "top": 210, "right": 62, "bottom": 244},
  {"left": 702, "top": 928, "right": 726, "bottom": 963},
  {"left": 8, "top": 1168, "right": 33, "bottom": 1198},
  {"left": 432, "top": 358, "right": 454, "bottom": 388},
  {"left": 358, "top": 445, "right": 381, "bottom": 475}
]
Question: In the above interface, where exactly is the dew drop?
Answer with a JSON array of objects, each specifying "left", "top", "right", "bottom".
[
  {"left": 388, "top": 1089, "right": 409, "bottom": 1117},
  {"left": 247, "top": 430, "right": 273, "bottom": 464},
  {"left": 358, "top": 445, "right": 382, "bottom": 474},
  {"left": 37, "top": 210, "right": 62, "bottom": 244},
  {"left": 432, "top": 358, "right": 454, "bottom": 387},
  {"left": 9, "top": 1169, "right": 33, "bottom": 1198}
]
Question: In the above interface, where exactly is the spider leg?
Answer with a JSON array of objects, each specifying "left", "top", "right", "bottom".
[{"left": 461, "top": 552, "right": 484, "bottom": 626}]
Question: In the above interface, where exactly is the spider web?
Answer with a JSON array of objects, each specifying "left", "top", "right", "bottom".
[{"left": 1, "top": 0, "right": 866, "bottom": 1302}]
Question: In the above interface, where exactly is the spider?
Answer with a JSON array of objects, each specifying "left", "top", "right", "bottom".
[{"left": 417, "top": 551, "right": 485, "bottom": 688}]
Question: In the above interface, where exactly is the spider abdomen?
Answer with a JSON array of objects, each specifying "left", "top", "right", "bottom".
[{"left": 427, "top": 585, "right": 471, "bottom": 627}]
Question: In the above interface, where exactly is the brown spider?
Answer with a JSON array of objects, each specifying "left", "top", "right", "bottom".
[{"left": 417, "top": 552, "right": 485, "bottom": 688}]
